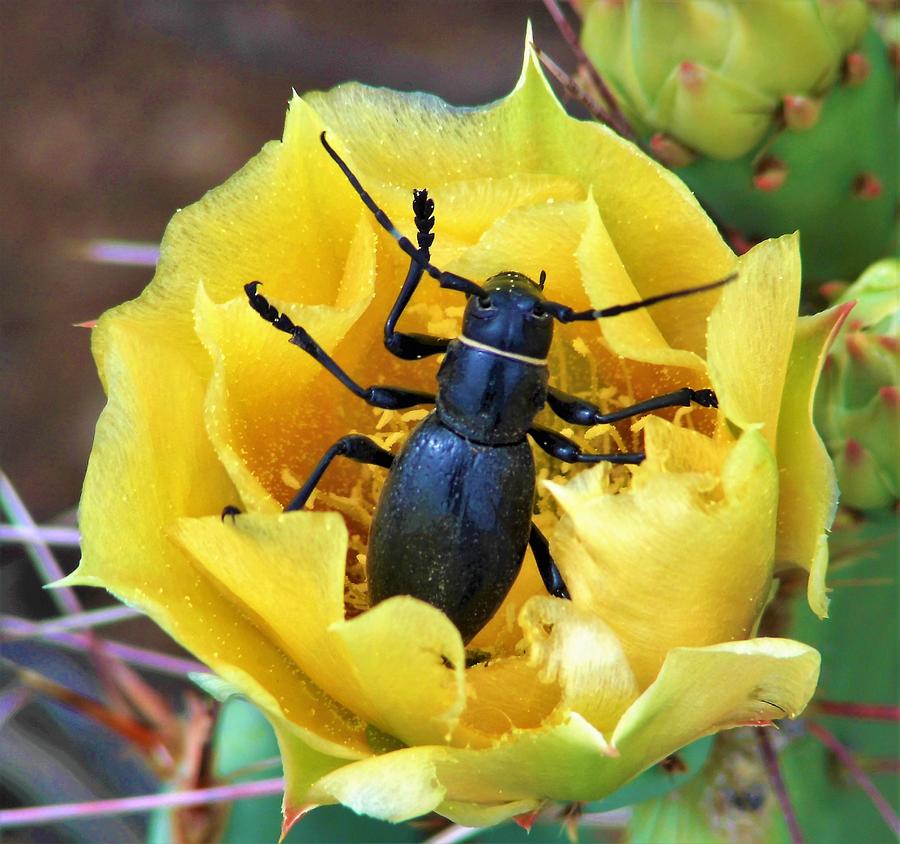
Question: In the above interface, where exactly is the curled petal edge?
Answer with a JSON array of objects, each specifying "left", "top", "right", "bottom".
[{"left": 280, "top": 637, "right": 819, "bottom": 823}]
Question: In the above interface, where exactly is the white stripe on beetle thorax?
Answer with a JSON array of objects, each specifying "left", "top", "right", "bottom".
[{"left": 456, "top": 334, "right": 548, "bottom": 367}]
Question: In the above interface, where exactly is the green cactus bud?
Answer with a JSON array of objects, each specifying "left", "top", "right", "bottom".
[
  {"left": 579, "top": 3, "right": 894, "bottom": 282},
  {"left": 580, "top": 0, "right": 868, "bottom": 160},
  {"left": 814, "top": 259, "right": 899, "bottom": 511}
]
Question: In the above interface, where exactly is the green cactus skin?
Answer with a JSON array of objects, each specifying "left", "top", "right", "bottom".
[
  {"left": 678, "top": 29, "right": 896, "bottom": 284},
  {"left": 815, "top": 259, "right": 899, "bottom": 512}
]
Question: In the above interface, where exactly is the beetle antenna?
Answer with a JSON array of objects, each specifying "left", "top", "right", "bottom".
[
  {"left": 538, "top": 270, "right": 547, "bottom": 291},
  {"left": 320, "top": 132, "right": 485, "bottom": 298},
  {"left": 539, "top": 272, "right": 737, "bottom": 323}
]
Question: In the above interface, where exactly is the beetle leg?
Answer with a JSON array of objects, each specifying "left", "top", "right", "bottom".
[
  {"left": 529, "top": 522, "right": 570, "bottom": 600},
  {"left": 320, "top": 132, "right": 485, "bottom": 299},
  {"left": 244, "top": 282, "right": 435, "bottom": 409},
  {"left": 382, "top": 189, "right": 452, "bottom": 361},
  {"left": 285, "top": 435, "right": 395, "bottom": 512},
  {"left": 528, "top": 425, "right": 645, "bottom": 465},
  {"left": 546, "top": 385, "right": 718, "bottom": 426}
]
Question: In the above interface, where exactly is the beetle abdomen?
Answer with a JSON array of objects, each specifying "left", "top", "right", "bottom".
[{"left": 367, "top": 413, "right": 534, "bottom": 643}]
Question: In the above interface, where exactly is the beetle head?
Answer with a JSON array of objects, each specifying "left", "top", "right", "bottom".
[{"left": 461, "top": 271, "right": 554, "bottom": 360}]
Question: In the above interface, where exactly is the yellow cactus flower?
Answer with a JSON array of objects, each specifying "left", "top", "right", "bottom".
[{"left": 66, "top": 41, "right": 845, "bottom": 830}]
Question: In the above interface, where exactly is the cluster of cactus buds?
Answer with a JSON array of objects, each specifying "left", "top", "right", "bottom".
[
  {"left": 815, "top": 259, "right": 899, "bottom": 511},
  {"left": 577, "top": 0, "right": 896, "bottom": 283}
]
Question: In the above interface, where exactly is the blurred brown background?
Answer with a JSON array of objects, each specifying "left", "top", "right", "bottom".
[{"left": 1, "top": 0, "right": 568, "bottom": 526}]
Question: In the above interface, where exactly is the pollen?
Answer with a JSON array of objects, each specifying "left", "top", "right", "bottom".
[{"left": 280, "top": 467, "right": 302, "bottom": 490}]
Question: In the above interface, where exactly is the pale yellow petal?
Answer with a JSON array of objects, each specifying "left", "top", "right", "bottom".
[
  {"left": 547, "top": 421, "right": 777, "bottom": 687},
  {"left": 453, "top": 657, "right": 559, "bottom": 747},
  {"left": 456, "top": 556, "right": 639, "bottom": 749},
  {"left": 72, "top": 317, "right": 368, "bottom": 756},
  {"left": 308, "top": 713, "right": 615, "bottom": 814},
  {"left": 577, "top": 194, "right": 707, "bottom": 371},
  {"left": 369, "top": 173, "right": 586, "bottom": 266},
  {"left": 169, "top": 513, "right": 356, "bottom": 704},
  {"left": 192, "top": 221, "right": 375, "bottom": 512},
  {"left": 519, "top": 596, "right": 639, "bottom": 735},
  {"left": 775, "top": 302, "right": 854, "bottom": 618},
  {"left": 170, "top": 513, "right": 467, "bottom": 748},
  {"left": 330, "top": 596, "right": 466, "bottom": 746},
  {"left": 450, "top": 198, "right": 588, "bottom": 303},
  {"left": 612, "top": 639, "right": 821, "bottom": 754},
  {"left": 707, "top": 234, "right": 801, "bottom": 446},
  {"left": 311, "top": 748, "right": 447, "bottom": 823}
]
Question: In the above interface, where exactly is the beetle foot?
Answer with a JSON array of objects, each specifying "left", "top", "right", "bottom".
[
  {"left": 690, "top": 388, "right": 718, "bottom": 408},
  {"left": 221, "top": 505, "right": 242, "bottom": 522},
  {"left": 551, "top": 581, "right": 571, "bottom": 601},
  {"left": 244, "top": 282, "right": 298, "bottom": 334}
]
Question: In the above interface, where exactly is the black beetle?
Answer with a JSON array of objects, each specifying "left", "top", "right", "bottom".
[{"left": 228, "top": 132, "right": 734, "bottom": 644}]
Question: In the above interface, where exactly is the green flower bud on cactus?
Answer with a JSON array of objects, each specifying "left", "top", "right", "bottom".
[
  {"left": 578, "top": 2, "right": 895, "bottom": 282},
  {"left": 580, "top": 0, "right": 868, "bottom": 159},
  {"left": 815, "top": 259, "right": 899, "bottom": 511}
]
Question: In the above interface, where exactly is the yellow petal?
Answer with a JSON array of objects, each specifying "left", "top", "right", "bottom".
[
  {"left": 407, "top": 173, "right": 586, "bottom": 259},
  {"left": 303, "top": 637, "right": 817, "bottom": 818},
  {"left": 519, "top": 596, "right": 639, "bottom": 735},
  {"left": 311, "top": 746, "right": 447, "bottom": 822},
  {"left": 453, "top": 657, "right": 559, "bottom": 746},
  {"left": 192, "top": 225, "right": 375, "bottom": 512},
  {"left": 612, "top": 638, "right": 821, "bottom": 754},
  {"left": 457, "top": 572, "right": 638, "bottom": 748},
  {"left": 163, "top": 96, "right": 366, "bottom": 312},
  {"left": 547, "top": 420, "right": 777, "bottom": 687},
  {"left": 707, "top": 234, "right": 801, "bottom": 447},
  {"left": 71, "top": 317, "right": 368, "bottom": 757},
  {"left": 171, "top": 513, "right": 467, "bottom": 748},
  {"left": 775, "top": 302, "right": 854, "bottom": 618},
  {"left": 450, "top": 196, "right": 589, "bottom": 304},
  {"left": 169, "top": 513, "right": 352, "bottom": 696},
  {"left": 577, "top": 194, "right": 707, "bottom": 371},
  {"left": 308, "top": 713, "right": 613, "bottom": 817},
  {"left": 330, "top": 596, "right": 466, "bottom": 746}
]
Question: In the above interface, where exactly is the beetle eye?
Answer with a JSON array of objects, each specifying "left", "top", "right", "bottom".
[
  {"left": 470, "top": 295, "right": 497, "bottom": 321},
  {"left": 530, "top": 305, "right": 549, "bottom": 321}
]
